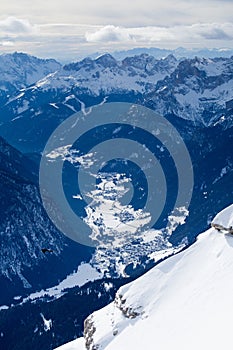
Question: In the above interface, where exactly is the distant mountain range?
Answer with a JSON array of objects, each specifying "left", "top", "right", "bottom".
[
  {"left": 103, "top": 47, "right": 233, "bottom": 60},
  {"left": 0, "top": 52, "right": 233, "bottom": 153}
]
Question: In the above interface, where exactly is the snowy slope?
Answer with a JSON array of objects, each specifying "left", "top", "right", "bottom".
[
  {"left": 57, "top": 204, "right": 233, "bottom": 350},
  {"left": 0, "top": 52, "right": 61, "bottom": 87},
  {"left": 55, "top": 338, "right": 85, "bottom": 350}
]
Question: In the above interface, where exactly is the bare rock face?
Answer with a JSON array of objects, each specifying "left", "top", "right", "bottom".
[
  {"left": 114, "top": 292, "right": 141, "bottom": 319},
  {"left": 84, "top": 316, "right": 98, "bottom": 350},
  {"left": 83, "top": 290, "right": 142, "bottom": 349}
]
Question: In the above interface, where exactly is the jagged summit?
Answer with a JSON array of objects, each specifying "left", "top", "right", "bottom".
[
  {"left": 2, "top": 51, "right": 59, "bottom": 64},
  {"left": 0, "top": 52, "right": 61, "bottom": 85},
  {"left": 63, "top": 54, "right": 118, "bottom": 71},
  {"left": 63, "top": 57, "right": 95, "bottom": 71},
  {"left": 95, "top": 53, "right": 118, "bottom": 68},
  {"left": 55, "top": 204, "right": 233, "bottom": 350},
  {"left": 0, "top": 52, "right": 61, "bottom": 105},
  {"left": 122, "top": 53, "right": 158, "bottom": 69}
]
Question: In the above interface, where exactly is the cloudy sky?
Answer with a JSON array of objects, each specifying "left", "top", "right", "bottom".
[{"left": 0, "top": 0, "right": 232, "bottom": 60}]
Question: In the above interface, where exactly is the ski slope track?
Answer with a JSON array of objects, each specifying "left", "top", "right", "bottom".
[{"left": 55, "top": 204, "right": 233, "bottom": 350}]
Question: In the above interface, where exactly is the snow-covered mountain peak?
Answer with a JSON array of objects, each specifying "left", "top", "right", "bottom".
[
  {"left": 0, "top": 52, "right": 61, "bottom": 87},
  {"left": 63, "top": 54, "right": 118, "bottom": 72},
  {"left": 0, "top": 52, "right": 61, "bottom": 107},
  {"left": 63, "top": 57, "right": 96, "bottom": 72},
  {"left": 122, "top": 53, "right": 158, "bottom": 69},
  {"left": 4, "top": 52, "right": 233, "bottom": 132},
  {"left": 147, "top": 55, "right": 233, "bottom": 125},
  {"left": 56, "top": 204, "right": 233, "bottom": 350},
  {"left": 20, "top": 53, "right": 178, "bottom": 99},
  {"left": 157, "top": 53, "right": 177, "bottom": 67},
  {"left": 95, "top": 54, "right": 118, "bottom": 68},
  {"left": 212, "top": 203, "right": 233, "bottom": 228}
]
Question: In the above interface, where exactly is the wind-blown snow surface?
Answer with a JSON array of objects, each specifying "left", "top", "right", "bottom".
[
  {"left": 56, "top": 204, "right": 233, "bottom": 350},
  {"left": 55, "top": 338, "right": 85, "bottom": 350}
]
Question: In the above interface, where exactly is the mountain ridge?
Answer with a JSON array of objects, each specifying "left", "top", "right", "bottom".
[
  {"left": 0, "top": 52, "right": 61, "bottom": 105},
  {"left": 0, "top": 136, "right": 92, "bottom": 304},
  {"left": 0, "top": 53, "right": 233, "bottom": 154}
]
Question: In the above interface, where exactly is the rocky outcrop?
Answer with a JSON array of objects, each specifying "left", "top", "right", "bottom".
[
  {"left": 114, "top": 292, "right": 141, "bottom": 319},
  {"left": 83, "top": 290, "right": 142, "bottom": 349},
  {"left": 84, "top": 316, "right": 99, "bottom": 350}
]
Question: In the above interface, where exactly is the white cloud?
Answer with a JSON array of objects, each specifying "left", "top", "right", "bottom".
[
  {"left": 0, "top": 17, "right": 37, "bottom": 35},
  {"left": 1, "top": 1, "right": 233, "bottom": 29},
  {"left": 0, "top": 17, "right": 232, "bottom": 61},
  {"left": 85, "top": 25, "right": 132, "bottom": 42},
  {"left": 195, "top": 24, "right": 232, "bottom": 40},
  {"left": 0, "top": 40, "right": 14, "bottom": 47},
  {"left": 0, "top": 1, "right": 232, "bottom": 61},
  {"left": 175, "top": 23, "right": 233, "bottom": 42},
  {"left": 85, "top": 23, "right": 233, "bottom": 44}
]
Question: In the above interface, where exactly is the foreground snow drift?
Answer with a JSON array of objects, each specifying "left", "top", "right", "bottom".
[
  {"left": 54, "top": 338, "right": 84, "bottom": 350},
  {"left": 55, "top": 204, "right": 233, "bottom": 350}
]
